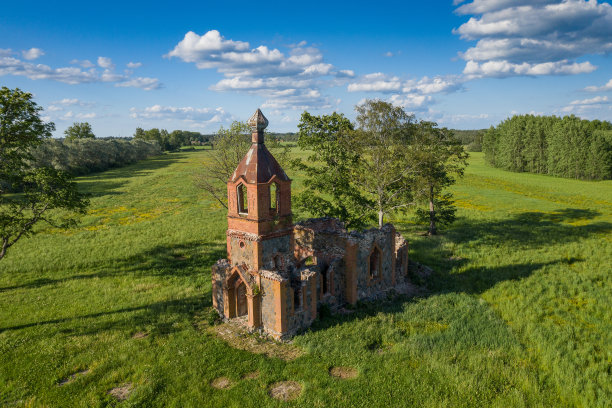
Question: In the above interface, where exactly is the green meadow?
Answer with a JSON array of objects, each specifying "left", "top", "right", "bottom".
[{"left": 0, "top": 149, "right": 610, "bottom": 407}]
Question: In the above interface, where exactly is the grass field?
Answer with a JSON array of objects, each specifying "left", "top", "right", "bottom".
[{"left": 1, "top": 149, "right": 610, "bottom": 407}]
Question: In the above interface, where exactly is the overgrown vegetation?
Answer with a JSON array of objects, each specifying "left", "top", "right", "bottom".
[
  {"left": 29, "top": 138, "right": 162, "bottom": 176},
  {"left": 1, "top": 148, "right": 609, "bottom": 406},
  {"left": 483, "top": 114, "right": 612, "bottom": 180}
]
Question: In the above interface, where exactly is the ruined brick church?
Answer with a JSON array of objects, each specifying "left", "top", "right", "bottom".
[{"left": 211, "top": 109, "right": 412, "bottom": 339}]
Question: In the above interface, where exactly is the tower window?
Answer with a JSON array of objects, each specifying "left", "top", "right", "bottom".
[
  {"left": 237, "top": 183, "right": 248, "bottom": 214},
  {"left": 269, "top": 182, "right": 279, "bottom": 214},
  {"left": 369, "top": 246, "right": 382, "bottom": 280}
]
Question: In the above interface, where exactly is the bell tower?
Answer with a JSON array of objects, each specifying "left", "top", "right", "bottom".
[{"left": 226, "top": 109, "right": 293, "bottom": 273}]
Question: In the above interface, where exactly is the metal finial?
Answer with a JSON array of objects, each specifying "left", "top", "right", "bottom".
[{"left": 247, "top": 109, "right": 269, "bottom": 132}]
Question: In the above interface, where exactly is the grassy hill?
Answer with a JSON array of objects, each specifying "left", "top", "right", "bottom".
[{"left": 1, "top": 150, "right": 610, "bottom": 407}]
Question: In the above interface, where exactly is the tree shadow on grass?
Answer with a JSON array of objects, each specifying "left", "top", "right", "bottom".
[
  {"left": 75, "top": 153, "right": 187, "bottom": 194},
  {"left": 0, "top": 239, "right": 225, "bottom": 336},
  {"left": 308, "top": 208, "right": 604, "bottom": 332},
  {"left": 0, "top": 295, "right": 211, "bottom": 337},
  {"left": 446, "top": 208, "right": 609, "bottom": 250},
  {"left": 0, "top": 241, "right": 225, "bottom": 292}
]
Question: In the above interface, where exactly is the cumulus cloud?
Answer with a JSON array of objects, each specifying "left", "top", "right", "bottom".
[
  {"left": 166, "top": 30, "right": 353, "bottom": 110},
  {"left": 126, "top": 61, "right": 142, "bottom": 69},
  {"left": 454, "top": 0, "right": 612, "bottom": 77},
  {"left": 129, "top": 105, "right": 230, "bottom": 125},
  {"left": 584, "top": 78, "right": 612, "bottom": 92},
  {"left": 97, "top": 56, "right": 115, "bottom": 69},
  {"left": 463, "top": 59, "right": 596, "bottom": 78},
  {"left": 115, "top": 77, "right": 162, "bottom": 90},
  {"left": 46, "top": 98, "right": 96, "bottom": 112},
  {"left": 22, "top": 48, "right": 44, "bottom": 60},
  {"left": 0, "top": 55, "right": 161, "bottom": 90},
  {"left": 346, "top": 73, "right": 464, "bottom": 110},
  {"left": 59, "top": 111, "right": 97, "bottom": 121},
  {"left": 569, "top": 95, "right": 608, "bottom": 105},
  {"left": 561, "top": 95, "right": 609, "bottom": 113},
  {"left": 347, "top": 73, "right": 402, "bottom": 92},
  {"left": 389, "top": 94, "right": 433, "bottom": 109},
  {"left": 70, "top": 59, "right": 95, "bottom": 68},
  {"left": 0, "top": 49, "right": 13, "bottom": 57}
]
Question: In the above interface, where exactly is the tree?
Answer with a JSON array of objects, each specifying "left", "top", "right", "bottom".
[
  {"left": 0, "top": 87, "right": 89, "bottom": 260},
  {"left": 194, "top": 121, "right": 251, "bottom": 208},
  {"left": 292, "top": 111, "right": 374, "bottom": 229},
  {"left": 64, "top": 122, "right": 95, "bottom": 140},
  {"left": 353, "top": 100, "right": 416, "bottom": 228},
  {"left": 410, "top": 121, "right": 468, "bottom": 235}
]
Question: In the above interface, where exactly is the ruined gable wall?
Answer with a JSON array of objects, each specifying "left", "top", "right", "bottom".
[{"left": 351, "top": 224, "right": 397, "bottom": 300}]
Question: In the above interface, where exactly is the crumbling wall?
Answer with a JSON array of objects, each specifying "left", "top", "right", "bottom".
[
  {"left": 259, "top": 273, "right": 278, "bottom": 332},
  {"left": 351, "top": 224, "right": 397, "bottom": 300},
  {"left": 211, "top": 259, "right": 230, "bottom": 316},
  {"left": 227, "top": 233, "right": 256, "bottom": 268},
  {"left": 284, "top": 268, "right": 318, "bottom": 338},
  {"left": 261, "top": 234, "right": 292, "bottom": 272}
]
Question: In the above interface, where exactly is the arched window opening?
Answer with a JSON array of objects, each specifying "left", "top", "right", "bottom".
[
  {"left": 369, "top": 246, "right": 382, "bottom": 280},
  {"left": 322, "top": 269, "right": 329, "bottom": 295},
  {"left": 273, "top": 255, "right": 282, "bottom": 269},
  {"left": 269, "top": 182, "right": 279, "bottom": 214},
  {"left": 294, "top": 285, "right": 302, "bottom": 310},
  {"left": 237, "top": 183, "right": 248, "bottom": 214}
]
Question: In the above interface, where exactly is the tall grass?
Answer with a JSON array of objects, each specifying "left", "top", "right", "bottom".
[{"left": 0, "top": 150, "right": 609, "bottom": 407}]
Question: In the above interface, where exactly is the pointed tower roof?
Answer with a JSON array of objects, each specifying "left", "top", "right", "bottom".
[
  {"left": 247, "top": 108, "right": 269, "bottom": 133},
  {"left": 230, "top": 109, "right": 290, "bottom": 184}
]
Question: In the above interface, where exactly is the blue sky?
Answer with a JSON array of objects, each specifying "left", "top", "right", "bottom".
[{"left": 1, "top": 0, "right": 611, "bottom": 136}]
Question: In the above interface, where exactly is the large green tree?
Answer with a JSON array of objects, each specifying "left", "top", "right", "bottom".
[
  {"left": 411, "top": 121, "right": 468, "bottom": 235},
  {"left": 0, "top": 87, "right": 88, "bottom": 260},
  {"left": 64, "top": 122, "right": 95, "bottom": 140},
  {"left": 354, "top": 100, "right": 416, "bottom": 228},
  {"left": 293, "top": 111, "right": 374, "bottom": 229}
]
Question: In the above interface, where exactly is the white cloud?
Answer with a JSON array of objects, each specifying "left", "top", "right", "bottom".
[
  {"left": 70, "top": 59, "right": 95, "bottom": 68},
  {"left": 561, "top": 95, "right": 609, "bottom": 113},
  {"left": 347, "top": 73, "right": 402, "bottom": 92},
  {"left": 167, "top": 30, "right": 353, "bottom": 111},
  {"left": 569, "top": 95, "right": 608, "bottom": 105},
  {"left": 0, "top": 49, "right": 13, "bottom": 57},
  {"left": 463, "top": 59, "right": 596, "bottom": 78},
  {"left": 126, "top": 62, "right": 142, "bottom": 69},
  {"left": 129, "top": 105, "right": 230, "bottom": 124},
  {"left": 22, "top": 48, "right": 44, "bottom": 60},
  {"left": 454, "top": 0, "right": 612, "bottom": 77},
  {"left": 0, "top": 55, "right": 161, "bottom": 90},
  {"left": 346, "top": 73, "right": 464, "bottom": 111},
  {"left": 584, "top": 78, "right": 612, "bottom": 92},
  {"left": 115, "top": 77, "right": 162, "bottom": 90},
  {"left": 97, "top": 56, "right": 115, "bottom": 69},
  {"left": 384, "top": 51, "right": 394, "bottom": 57},
  {"left": 0, "top": 57, "right": 100, "bottom": 84},
  {"left": 389, "top": 94, "right": 433, "bottom": 109}
]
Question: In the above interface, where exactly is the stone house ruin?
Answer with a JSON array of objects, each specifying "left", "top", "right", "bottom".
[{"left": 211, "top": 109, "right": 412, "bottom": 339}]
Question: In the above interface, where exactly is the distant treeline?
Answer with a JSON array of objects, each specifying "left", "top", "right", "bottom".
[
  {"left": 30, "top": 138, "right": 161, "bottom": 176},
  {"left": 134, "top": 128, "right": 211, "bottom": 151},
  {"left": 451, "top": 129, "right": 486, "bottom": 152},
  {"left": 483, "top": 115, "right": 612, "bottom": 180}
]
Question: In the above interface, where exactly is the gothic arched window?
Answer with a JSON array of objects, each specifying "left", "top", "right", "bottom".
[{"left": 237, "top": 183, "right": 248, "bottom": 214}]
